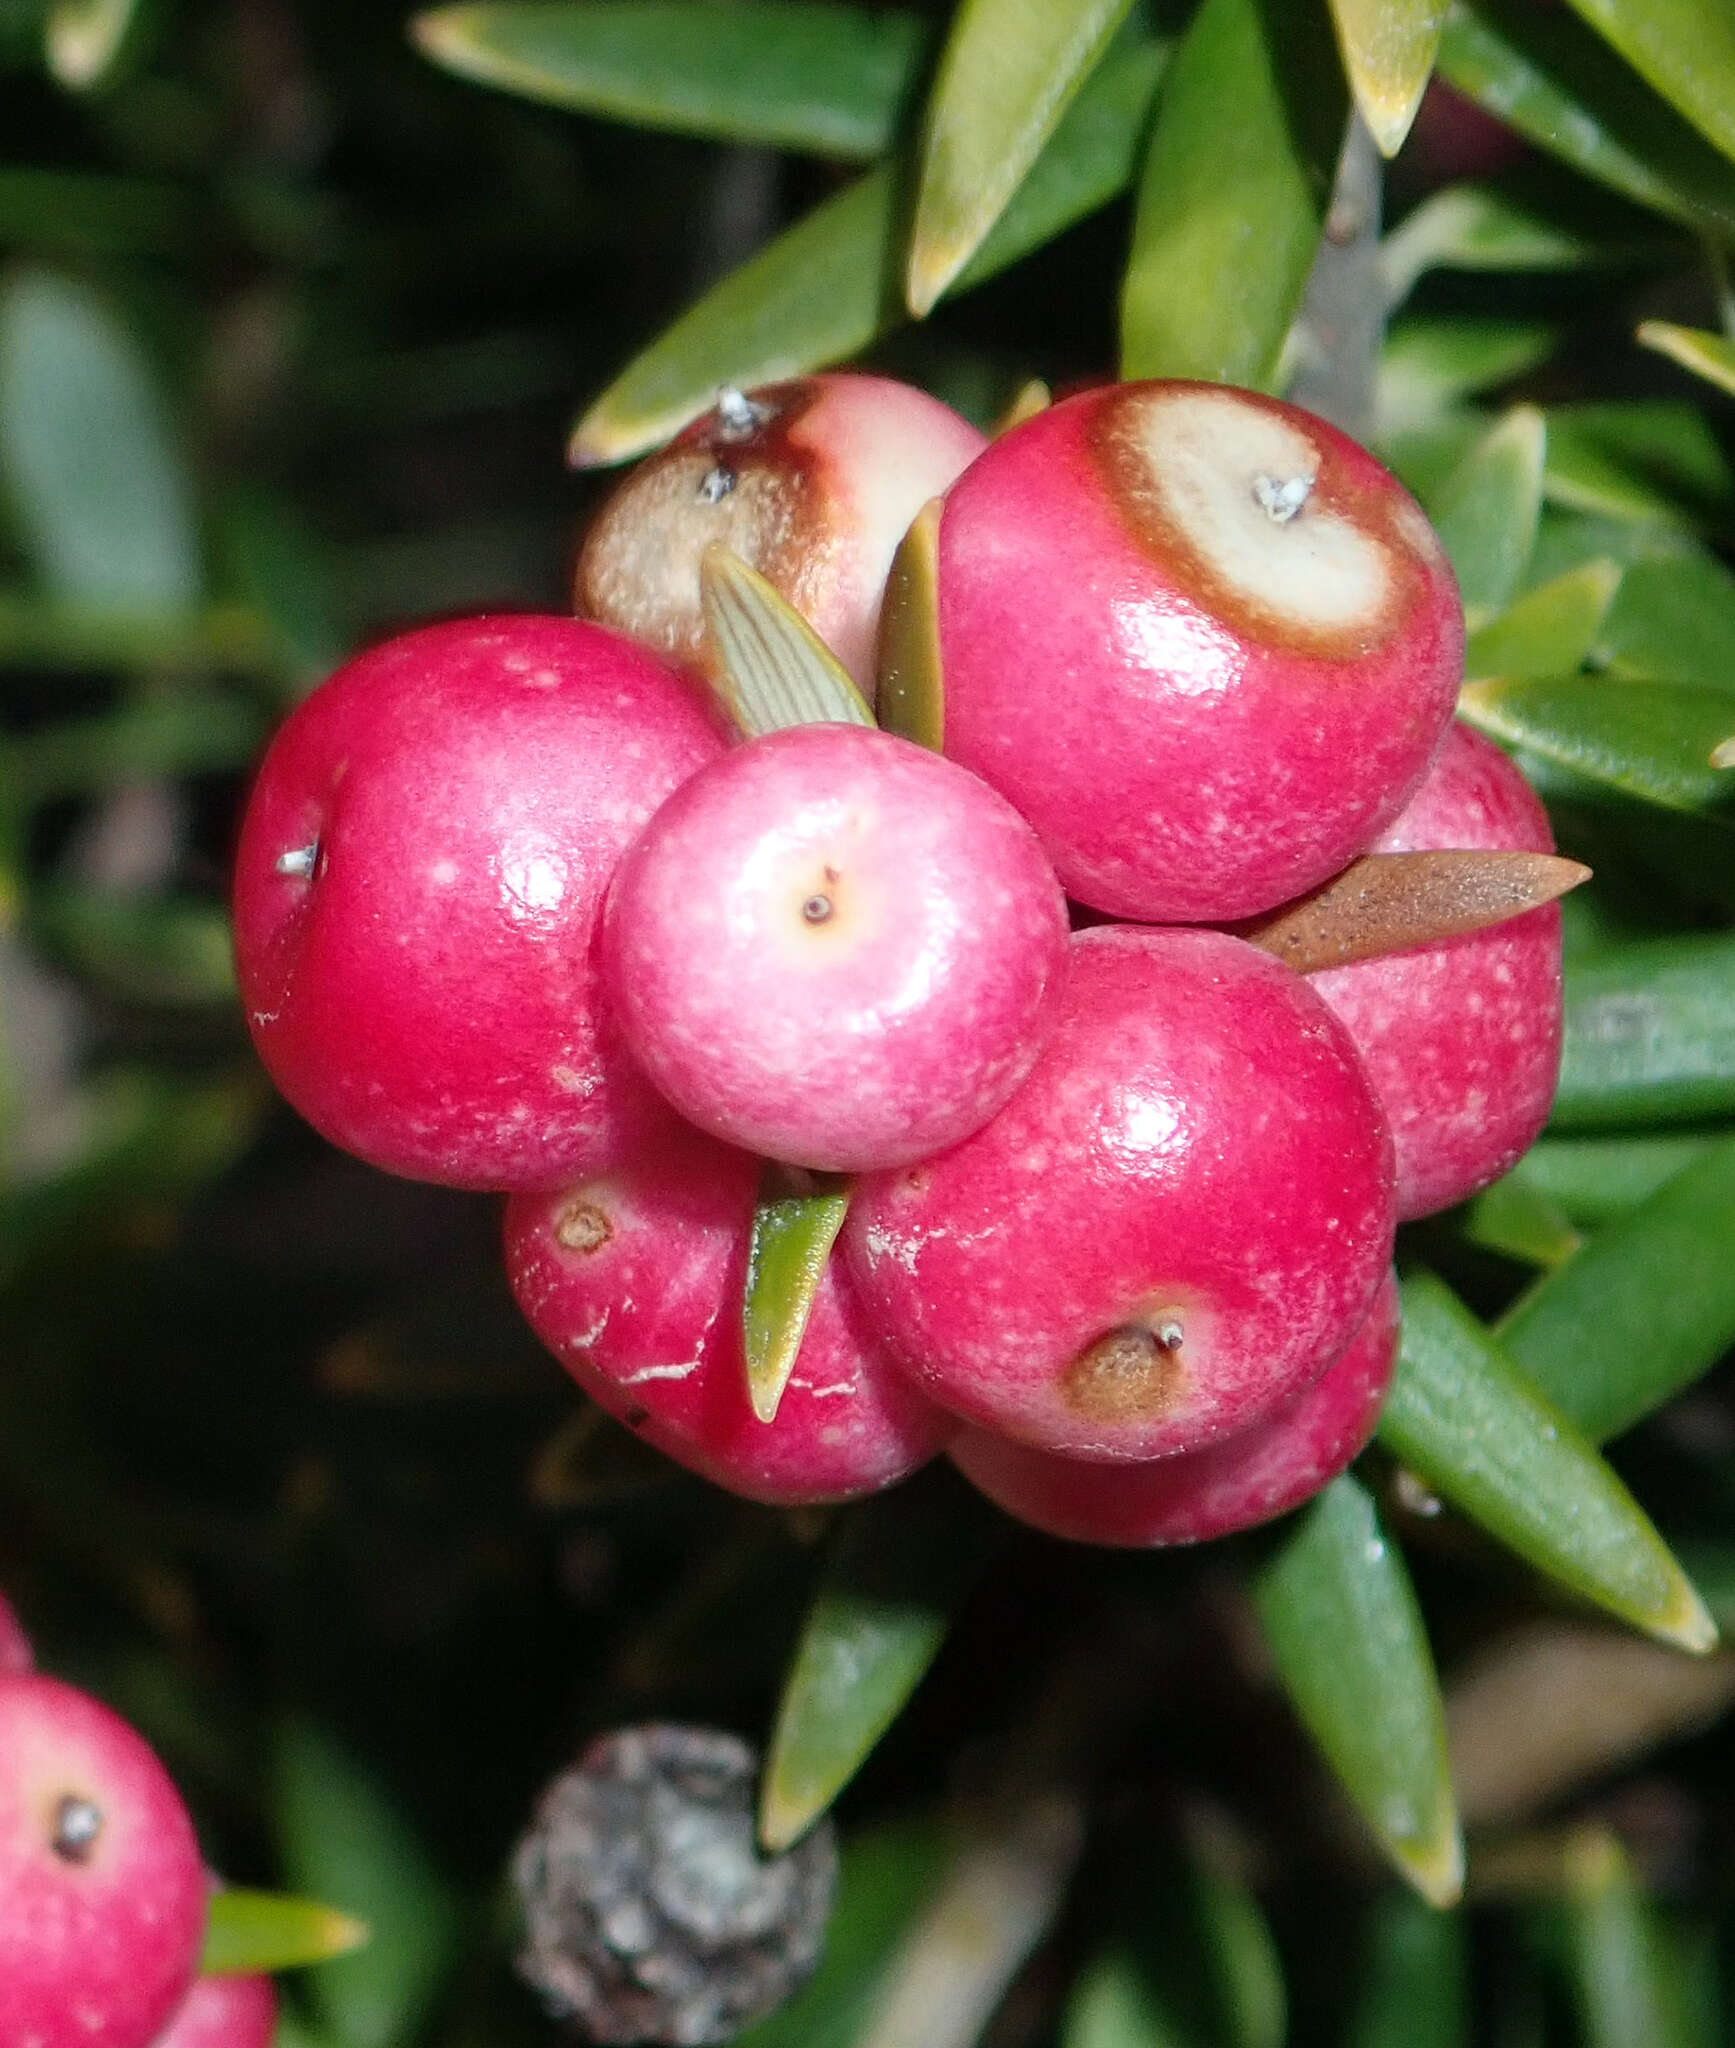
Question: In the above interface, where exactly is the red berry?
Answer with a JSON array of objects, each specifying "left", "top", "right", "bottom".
[
  {"left": 232, "top": 615, "right": 723, "bottom": 1190},
  {"left": 505, "top": 1127, "right": 951, "bottom": 1505},
  {"left": 935, "top": 381, "right": 1464, "bottom": 921},
  {"left": 844, "top": 926, "right": 1395, "bottom": 1461},
  {"left": 149, "top": 1975, "right": 276, "bottom": 2048},
  {"left": 1308, "top": 723, "right": 1563, "bottom": 1219},
  {"left": 577, "top": 373, "right": 985, "bottom": 688},
  {"left": 949, "top": 1271, "right": 1399, "bottom": 1545},
  {"left": 0, "top": 1674, "right": 207, "bottom": 2048},
  {"left": 605, "top": 724, "right": 1069, "bottom": 1172}
]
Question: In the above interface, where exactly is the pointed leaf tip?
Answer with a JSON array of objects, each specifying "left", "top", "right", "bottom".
[
  {"left": 1712, "top": 735, "right": 1735, "bottom": 770},
  {"left": 700, "top": 545, "right": 873, "bottom": 739},
  {"left": 876, "top": 500, "right": 945, "bottom": 753},
  {"left": 743, "top": 1172, "right": 853, "bottom": 1425},
  {"left": 1327, "top": 0, "right": 1448, "bottom": 159},
  {"left": 200, "top": 1889, "right": 371, "bottom": 1976}
]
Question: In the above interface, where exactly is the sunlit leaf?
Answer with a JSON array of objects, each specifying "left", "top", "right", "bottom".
[
  {"left": 201, "top": 1890, "right": 370, "bottom": 1977},
  {"left": 411, "top": 1, "right": 925, "bottom": 158},
  {"left": 700, "top": 545, "right": 873, "bottom": 738},
  {"left": 1254, "top": 1477, "right": 1462, "bottom": 1907},
  {"left": 1499, "top": 1133, "right": 1735, "bottom": 1442},
  {"left": 0, "top": 271, "right": 200, "bottom": 614},
  {"left": 1327, "top": 0, "right": 1447, "bottom": 158},
  {"left": 1553, "top": 934, "right": 1735, "bottom": 1129},
  {"left": 570, "top": 37, "right": 1164, "bottom": 464},
  {"left": 907, "top": 0, "right": 1133, "bottom": 315},
  {"left": 1120, "top": 0, "right": 1344, "bottom": 389},
  {"left": 1460, "top": 675, "right": 1735, "bottom": 812},
  {"left": 1464, "top": 561, "right": 1621, "bottom": 678},
  {"left": 1384, "top": 1273, "right": 1714, "bottom": 1651},
  {"left": 743, "top": 1170, "right": 853, "bottom": 1424},
  {"left": 1560, "top": 0, "right": 1735, "bottom": 169},
  {"left": 1426, "top": 405, "right": 1544, "bottom": 621}
]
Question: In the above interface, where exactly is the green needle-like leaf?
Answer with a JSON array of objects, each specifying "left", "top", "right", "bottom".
[
  {"left": 1327, "top": 0, "right": 1447, "bottom": 158},
  {"left": 1560, "top": 0, "right": 1735, "bottom": 170},
  {"left": 1346, "top": 1892, "right": 1468, "bottom": 2048},
  {"left": 411, "top": 2, "right": 925, "bottom": 159},
  {"left": 1254, "top": 1477, "right": 1462, "bottom": 1907},
  {"left": 876, "top": 498, "right": 944, "bottom": 751},
  {"left": 1637, "top": 318, "right": 1735, "bottom": 401},
  {"left": 1554, "top": 933, "right": 1735, "bottom": 1129},
  {"left": 1464, "top": 561, "right": 1621, "bottom": 678},
  {"left": 1463, "top": 1168, "right": 1583, "bottom": 1269},
  {"left": 1378, "top": 184, "right": 1623, "bottom": 311},
  {"left": 1383, "top": 1273, "right": 1715, "bottom": 1652},
  {"left": 1121, "top": 0, "right": 1345, "bottom": 389},
  {"left": 1428, "top": 406, "right": 1545, "bottom": 622},
  {"left": 1562, "top": 1829, "right": 1683, "bottom": 2048},
  {"left": 1519, "top": 1133, "right": 1714, "bottom": 1223},
  {"left": 1377, "top": 317, "right": 1559, "bottom": 435},
  {"left": 1459, "top": 675, "right": 1735, "bottom": 812},
  {"left": 201, "top": 1890, "right": 371, "bottom": 1976},
  {"left": 1500, "top": 1133, "right": 1735, "bottom": 1443},
  {"left": 570, "top": 38, "right": 1165, "bottom": 464},
  {"left": 906, "top": 0, "right": 1133, "bottom": 316},
  {"left": 700, "top": 545, "right": 874, "bottom": 735},
  {"left": 1436, "top": 1, "right": 1735, "bottom": 237},
  {"left": 760, "top": 1484, "right": 997, "bottom": 1851},
  {"left": 743, "top": 1170, "right": 852, "bottom": 1425}
]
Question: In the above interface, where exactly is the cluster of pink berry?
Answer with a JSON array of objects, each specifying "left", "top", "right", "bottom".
[
  {"left": 0, "top": 1591, "right": 275, "bottom": 2048},
  {"left": 231, "top": 373, "right": 1566, "bottom": 1547}
]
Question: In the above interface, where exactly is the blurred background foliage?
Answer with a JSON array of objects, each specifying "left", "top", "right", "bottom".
[{"left": 12, "top": 0, "right": 1735, "bottom": 2041}]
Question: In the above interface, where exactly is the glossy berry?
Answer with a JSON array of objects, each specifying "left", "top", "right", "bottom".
[
  {"left": 0, "top": 1674, "right": 207, "bottom": 2048},
  {"left": 949, "top": 1271, "right": 1399, "bottom": 1545},
  {"left": 505, "top": 1127, "right": 951, "bottom": 1505},
  {"left": 1308, "top": 722, "right": 1563, "bottom": 1219},
  {"left": 577, "top": 373, "right": 986, "bottom": 689},
  {"left": 232, "top": 615, "right": 723, "bottom": 1191},
  {"left": 935, "top": 381, "right": 1464, "bottom": 922},
  {"left": 150, "top": 1976, "right": 277, "bottom": 2048},
  {"left": 845, "top": 925, "right": 1395, "bottom": 1461},
  {"left": 605, "top": 723, "right": 1069, "bottom": 1172}
]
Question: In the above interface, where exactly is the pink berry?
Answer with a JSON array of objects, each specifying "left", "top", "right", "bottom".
[
  {"left": 232, "top": 615, "right": 724, "bottom": 1191},
  {"left": 1308, "top": 723, "right": 1563, "bottom": 1219},
  {"left": 935, "top": 381, "right": 1464, "bottom": 921},
  {"left": 0, "top": 1674, "right": 207, "bottom": 2048},
  {"left": 604, "top": 724, "right": 1069, "bottom": 1172},
  {"left": 844, "top": 925, "right": 1395, "bottom": 1461},
  {"left": 505, "top": 1127, "right": 951, "bottom": 1505},
  {"left": 949, "top": 1271, "right": 1399, "bottom": 1546},
  {"left": 149, "top": 1975, "right": 276, "bottom": 2048},
  {"left": 577, "top": 373, "right": 986, "bottom": 689},
  {"left": 0, "top": 1590, "right": 32, "bottom": 1675}
]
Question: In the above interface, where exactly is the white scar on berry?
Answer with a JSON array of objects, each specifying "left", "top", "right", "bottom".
[
  {"left": 713, "top": 384, "right": 769, "bottom": 440},
  {"left": 276, "top": 843, "right": 318, "bottom": 878}
]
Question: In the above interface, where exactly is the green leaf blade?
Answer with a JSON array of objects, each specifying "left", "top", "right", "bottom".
[
  {"left": 1463, "top": 561, "right": 1621, "bottom": 679},
  {"left": 201, "top": 1890, "right": 371, "bottom": 1977},
  {"left": 1426, "top": 404, "right": 1545, "bottom": 621},
  {"left": 1383, "top": 1273, "right": 1714, "bottom": 1651},
  {"left": 1253, "top": 1476, "right": 1462, "bottom": 1907},
  {"left": 743, "top": 1172, "right": 852, "bottom": 1424},
  {"left": 1460, "top": 675, "right": 1735, "bottom": 813},
  {"left": 1121, "top": 0, "right": 1346, "bottom": 389},
  {"left": 1561, "top": 0, "right": 1735, "bottom": 169},
  {"left": 412, "top": 1, "right": 925, "bottom": 158},
  {"left": 1327, "top": 0, "right": 1448, "bottom": 158},
  {"left": 1554, "top": 932, "right": 1735, "bottom": 1128}
]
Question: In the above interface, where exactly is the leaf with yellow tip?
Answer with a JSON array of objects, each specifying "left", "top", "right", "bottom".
[
  {"left": 743, "top": 1169, "right": 851, "bottom": 1425},
  {"left": 45, "top": 0, "right": 142, "bottom": 88},
  {"left": 875, "top": 500, "right": 944, "bottom": 753},
  {"left": 700, "top": 544, "right": 874, "bottom": 737},
  {"left": 201, "top": 1889, "right": 370, "bottom": 1976},
  {"left": 1254, "top": 1477, "right": 1463, "bottom": 1908},
  {"left": 905, "top": 0, "right": 1134, "bottom": 317},
  {"left": 1326, "top": 0, "right": 1448, "bottom": 158},
  {"left": 1713, "top": 735, "right": 1735, "bottom": 769},
  {"left": 994, "top": 378, "right": 1050, "bottom": 435},
  {"left": 1637, "top": 318, "right": 1735, "bottom": 400},
  {"left": 1561, "top": 1825, "right": 1678, "bottom": 2048}
]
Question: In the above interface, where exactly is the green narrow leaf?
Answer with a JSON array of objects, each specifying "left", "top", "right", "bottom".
[
  {"left": 1377, "top": 317, "right": 1558, "bottom": 437},
  {"left": 743, "top": 1170, "right": 853, "bottom": 1425},
  {"left": 1561, "top": 0, "right": 1735, "bottom": 169},
  {"left": 876, "top": 497, "right": 944, "bottom": 751},
  {"left": 1062, "top": 1949, "right": 1188, "bottom": 2048},
  {"left": 760, "top": 1484, "right": 995, "bottom": 1852},
  {"left": 1121, "top": 0, "right": 1345, "bottom": 389},
  {"left": 1378, "top": 183, "right": 1626, "bottom": 310},
  {"left": 0, "top": 271, "right": 201, "bottom": 614},
  {"left": 1519, "top": 1132, "right": 1714, "bottom": 1224},
  {"left": 1383, "top": 1273, "right": 1714, "bottom": 1651},
  {"left": 273, "top": 1720, "right": 458, "bottom": 2048},
  {"left": 411, "top": 2, "right": 925, "bottom": 159},
  {"left": 1463, "top": 561, "right": 1621, "bottom": 679},
  {"left": 1346, "top": 1891, "right": 1468, "bottom": 2048},
  {"left": 1543, "top": 400, "right": 1733, "bottom": 529},
  {"left": 570, "top": 38, "right": 1165, "bottom": 465},
  {"left": 45, "top": 0, "right": 144, "bottom": 86},
  {"left": 906, "top": 0, "right": 1132, "bottom": 315},
  {"left": 33, "top": 887, "right": 237, "bottom": 1006},
  {"left": 1462, "top": 1167, "right": 1583, "bottom": 1268},
  {"left": 7, "top": 696, "right": 268, "bottom": 807},
  {"left": 1593, "top": 547, "right": 1735, "bottom": 686},
  {"left": 1436, "top": 1, "right": 1735, "bottom": 236},
  {"left": 1253, "top": 1476, "right": 1462, "bottom": 1907},
  {"left": 1561, "top": 1829, "right": 1683, "bottom": 2048},
  {"left": 1459, "top": 675, "right": 1735, "bottom": 813},
  {"left": 1637, "top": 318, "right": 1735, "bottom": 402},
  {"left": 1327, "top": 0, "right": 1447, "bottom": 157},
  {"left": 201, "top": 1890, "right": 370, "bottom": 1977},
  {"left": 1553, "top": 934, "right": 1735, "bottom": 1129},
  {"left": 1426, "top": 405, "right": 1544, "bottom": 621},
  {"left": 700, "top": 545, "right": 874, "bottom": 736},
  {"left": 1500, "top": 1133, "right": 1735, "bottom": 1442}
]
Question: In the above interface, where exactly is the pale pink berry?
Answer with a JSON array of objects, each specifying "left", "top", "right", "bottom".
[
  {"left": 936, "top": 381, "right": 1464, "bottom": 921},
  {"left": 604, "top": 724, "right": 1069, "bottom": 1173},
  {"left": 1308, "top": 723, "right": 1563, "bottom": 1219},
  {"left": 149, "top": 1975, "right": 277, "bottom": 2048},
  {"left": 577, "top": 373, "right": 986, "bottom": 689},
  {"left": 0, "top": 1674, "right": 207, "bottom": 2048},
  {"left": 949, "top": 1271, "right": 1399, "bottom": 1545},
  {"left": 232, "top": 615, "right": 723, "bottom": 1191},
  {"left": 844, "top": 926, "right": 1395, "bottom": 1461},
  {"left": 505, "top": 1127, "right": 951, "bottom": 1505}
]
